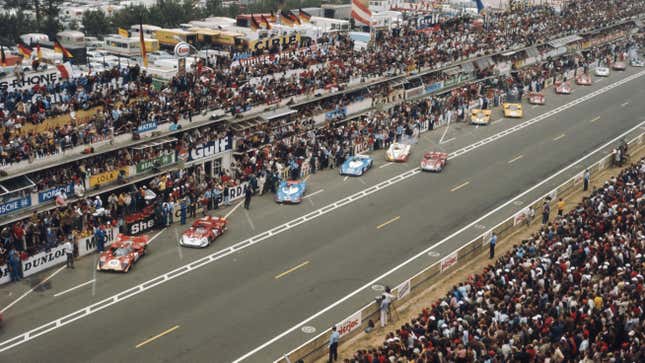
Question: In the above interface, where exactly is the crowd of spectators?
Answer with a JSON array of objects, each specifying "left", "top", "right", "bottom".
[
  {"left": 347, "top": 159, "right": 645, "bottom": 362},
  {"left": 0, "top": 0, "right": 641, "bottom": 166}
]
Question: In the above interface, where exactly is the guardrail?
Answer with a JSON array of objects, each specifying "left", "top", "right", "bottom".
[{"left": 277, "top": 131, "right": 645, "bottom": 362}]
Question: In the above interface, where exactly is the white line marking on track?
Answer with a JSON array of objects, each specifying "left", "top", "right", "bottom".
[
  {"left": 91, "top": 259, "right": 97, "bottom": 297},
  {"left": 244, "top": 210, "right": 255, "bottom": 231},
  {"left": 250, "top": 120, "right": 645, "bottom": 363},
  {"left": 508, "top": 154, "right": 524, "bottom": 164},
  {"left": 553, "top": 134, "right": 566, "bottom": 141},
  {"left": 1, "top": 266, "right": 66, "bottom": 313},
  {"left": 491, "top": 119, "right": 503, "bottom": 125},
  {"left": 590, "top": 116, "right": 601, "bottom": 123},
  {"left": 343, "top": 176, "right": 349, "bottom": 182},
  {"left": 379, "top": 162, "right": 393, "bottom": 169},
  {"left": 303, "top": 189, "right": 324, "bottom": 199},
  {"left": 274, "top": 261, "right": 310, "bottom": 280},
  {"left": 54, "top": 280, "right": 95, "bottom": 297},
  {"left": 439, "top": 118, "right": 451, "bottom": 144},
  {"left": 147, "top": 229, "right": 167, "bottom": 245},
  {"left": 224, "top": 201, "right": 244, "bottom": 219},
  {"left": 621, "top": 101, "right": 630, "bottom": 107},
  {"left": 440, "top": 137, "right": 455, "bottom": 144},
  {"left": 3, "top": 72, "right": 644, "bottom": 354},
  {"left": 450, "top": 181, "right": 470, "bottom": 192}
]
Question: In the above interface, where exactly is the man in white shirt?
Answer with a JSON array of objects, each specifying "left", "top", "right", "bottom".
[{"left": 63, "top": 240, "right": 74, "bottom": 269}]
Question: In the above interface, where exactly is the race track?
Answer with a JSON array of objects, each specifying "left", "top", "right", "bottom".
[{"left": 1, "top": 67, "right": 644, "bottom": 363}]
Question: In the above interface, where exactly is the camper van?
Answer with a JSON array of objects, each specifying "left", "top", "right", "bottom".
[
  {"left": 153, "top": 28, "right": 197, "bottom": 48},
  {"left": 56, "top": 31, "right": 86, "bottom": 48},
  {"left": 103, "top": 36, "right": 160, "bottom": 57}
]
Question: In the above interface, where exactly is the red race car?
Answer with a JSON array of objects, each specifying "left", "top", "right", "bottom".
[
  {"left": 97, "top": 234, "right": 149, "bottom": 272},
  {"left": 555, "top": 81, "right": 572, "bottom": 94},
  {"left": 612, "top": 61, "right": 626, "bottom": 70},
  {"left": 420, "top": 152, "right": 448, "bottom": 172},
  {"left": 179, "top": 216, "right": 227, "bottom": 248},
  {"left": 528, "top": 92, "right": 545, "bottom": 105},
  {"left": 576, "top": 73, "right": 592, "bottom": 86}
]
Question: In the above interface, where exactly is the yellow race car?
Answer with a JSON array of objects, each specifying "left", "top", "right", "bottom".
[
  {"left": 503, "top": 103, "right": 523, "bottom": 118},
  {"left": 470, "top": 109, "right": 492, "bottom": 125}
]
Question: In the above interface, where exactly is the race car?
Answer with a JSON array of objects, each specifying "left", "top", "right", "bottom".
[
  {"left": 554, "top": 81, "right": 572, "bottom": 94},
  {"left": 420, "top": 152, "right": 448, "bottom": 172},
  {"left": 339, "top": 155, "right": 373, "bottom": 176},
  {"left": 97, "top": 234, "right": 149, "bottom": 272},
  {"left": 612, "top": 61, "right": 626, "bottom": 71},
  {"left": 630, "top": 58, "right": 644, "bottom": 67},
  {"left": 576, "top": 73, "right": 592, "bottom": 86},
  {"left": 470, "top": 109, "right": 492, "bottom": 125},
  {"left": 275, "top": 179, "right": 306, "bottom": 204},
  {"left": 595, "top": 66, "right": 610, "bottom": 76},
  {"left": 528, "top": 92, "right": 545, "bottom": 105},
  {"left": 385, "top": 142, "right": 412, "bottom": 162},
  {"left": 179, "top": 216, "right": 228, "bottom": 248},
  {"left": 503, "top": 102, "right": 523, "bottom": 118}
]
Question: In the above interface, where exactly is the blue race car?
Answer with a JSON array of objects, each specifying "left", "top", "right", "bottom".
[
  {"left": 275, "top": 180, "right": 307, "bottom": 204},
  {"left": 339, "top": 155, "right": 373, "bottom": 176}
]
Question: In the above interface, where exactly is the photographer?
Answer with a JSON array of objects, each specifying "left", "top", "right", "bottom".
[{"left": 377, "top": 286, "right": 394, "bottom": 328}]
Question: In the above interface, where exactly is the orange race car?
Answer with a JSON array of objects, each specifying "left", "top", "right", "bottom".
[{"left": 97, "top": 234, "right": 149, "bottom": 272}]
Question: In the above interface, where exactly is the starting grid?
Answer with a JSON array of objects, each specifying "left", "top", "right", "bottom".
[{"left": 0, "top": 69, "right": 644, "bottom": 353}]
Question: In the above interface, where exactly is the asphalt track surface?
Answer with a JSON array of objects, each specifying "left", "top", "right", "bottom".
[{"left": 0, "top": 67, "right": 644, "bottom": 362}]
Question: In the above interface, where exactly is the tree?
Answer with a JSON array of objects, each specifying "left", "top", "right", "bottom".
[
  {"left": 0, "top": 10, "right": 38, "bottom": 44},
  {"left": 40, "top": 0, "right": 63, "bottom": 39},
  {"left": 82, "top": 10, "right": 112, "bottom": 36}
]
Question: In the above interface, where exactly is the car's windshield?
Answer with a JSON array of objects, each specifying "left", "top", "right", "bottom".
[{"left": 114, "top": 247, "right": 131, "bottom": 257}]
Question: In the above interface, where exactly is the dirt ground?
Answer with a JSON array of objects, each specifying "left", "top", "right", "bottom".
[{"left": 315, "top": 144, "right": 645, "bottom": 362}]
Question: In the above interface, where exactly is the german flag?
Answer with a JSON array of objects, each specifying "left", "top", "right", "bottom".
[
  {"left": 139, "top": 20, "right": 148, "bottom": 67},
  {"left": 1, "top": 46, "right": 6, "bottom": 67},
  {"left": 280, "top": 11, "right": 294, "bottom": 26},
  {"left": 54, "top": 40, "right": 73, "bottom": 58},
  {"left": 299, "top": 8, "right": 311, "bottom": 23},
  {"left": 250, "top": 15, "right": 261, "bottom": 31},
  {"left": 262, "top": 15, "right": 272, "bottom": 30},
  {"left": 17, "top": 43, "right": 33, "bottom": 59},
  {"left": 36, "top": 43, "right": 42, "bottom": 60},
  {"left": 287, "top": 10, "right": 301, "bottom": 25}
]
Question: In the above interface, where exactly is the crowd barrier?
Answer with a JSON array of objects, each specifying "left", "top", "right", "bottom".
[{"left": 276, "top": 131, "right": 645, "bottom": 363}]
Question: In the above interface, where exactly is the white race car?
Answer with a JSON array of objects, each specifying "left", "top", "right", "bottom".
[
  {"left": 595, "top": 66, "right": 610, "bottom": 77},
  {"left": 385, "top": 143, "right": 412, "bottom": 162},
  {"left": 630, "top": 58, "right": 644, "bottom": 67}
]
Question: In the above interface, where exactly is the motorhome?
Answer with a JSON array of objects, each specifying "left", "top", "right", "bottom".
[{"left": 103, "top": 36, "right": 160, "bottom": 57}]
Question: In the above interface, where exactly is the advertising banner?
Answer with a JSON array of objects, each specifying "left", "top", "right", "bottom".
[
  {"left": 425, "top": 81, "right": 444, "bottom": 94},
  {"left": 0, "top": 196, "right": 32, "bottom": 216},
  {"left": 337, "top": 310, "right": 361, "bottom": 338},
  {"left": 396, "top": 279, "right": 411, "bottom": 300},
  {"left": 38, "top": 183, "right": 74, "bottom": 204},
  {"left": 88, "top": 167, "right": 129, "bottom": 188},
  {"left": 136, "top": 121, "right": 158, "bottom": 133},
  {"left": 126, "top": 214, "right": 156, "bottom": 235},
  {"left": 0, "top": 70, "right": 61, "bottom": 91},
  {"left": 440, "top": 251, "right": 458, "bottom": 273},
  {"left": 136, "top": 154, "right": 174, "bottom": 174},
  {"left": 187, "top": 137, "right": 233, "bottom": 162},
  {"left": 77, "top": 227, "right": 119, "bottom": 257}
]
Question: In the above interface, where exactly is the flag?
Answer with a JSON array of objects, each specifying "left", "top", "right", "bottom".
[
  {"left": 0, "top": 46, "right": 6, "bottom": 67},
  {"left": 250, "top": 15, "right": 261, "bottom": 31},
  {"left": 352, "top": 0, "right": 372, "bottom": 26},
  {"left": 475, "top": 0, "right": 484, "bottom": 13},
  {"left": 118, "top": 27, "right": 129, "bottom": 38},
  {"left": 139, "top": 21, "right": 148, "bottom": 67},
  {"left": 262, "top": 15, "right": 272, "bottom": 30},
  {"left": 280, "top": 11, "right": 294, "bottom": 27},
  {"left": 56, "top": 62, "right": 73, "bottom": 79},
  {"left": 36, "top": 43, "right": 42, "bottom": 60},
  {"left": 17, "top": 43, "right": 33, "bottom": 59},
  {"left": 54, "top": 40, "right": 73, "bottom": 58},
  {"left": 299, "top": 9, "right": 311, "bottom": 23},
  {"left": 288, "top": 10, "right": 301, "bottom": 25}
]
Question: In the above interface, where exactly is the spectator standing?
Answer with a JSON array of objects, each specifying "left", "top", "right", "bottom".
[
  {"left": 583, "top": 169, "right": 590, "bottom": 191},
  {"left": 328, "top": 326, "right": 339, "bottom": 363},
  {"left": 63, "top": 239, "right": 74, "bottom": 269},
  {"left": 244, "top": 186, "right": 252, "bottom": 210},
  {"left": 379, "top": 286, "right": 394, "bottom": 327},
  {"left": 180, "top": 198, "right": 187, "bottom": 225},
  {"left": 556, "top": 198, "right": 565, "bottom": 216},
  {"left": 542, "top": 202, "right": 550, "bottom": 224},
  {"left": 8, "top": 247, "right": 22, "bottom": 282},
  {"left": 489, "top": 232, "right": 497, "bottom": 259},
  {"left": 94, "top": 226, "right": 106, "bottom": 252}
]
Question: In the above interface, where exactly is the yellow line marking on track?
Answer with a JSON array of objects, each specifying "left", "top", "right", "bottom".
[
  {"left": 450, "top": 181, "right": 470, "bottom": 192},
  {"left": 553, "top": 134, "right": 566, "bottom": 141},
  {"left": 275, "top": 261, "right": 310, "bottom": 279},
  {"left": 376, "top": 216, "right": 401, "bottom": 229},
  {"left": 590, "top": 116, "right": 600, "bottom": 123},
  {"left": 508, "top": 154, "right": 524, "bottom": 164},
  {"left": 136, "top": 325, "right": 180, "bottom": 348}
]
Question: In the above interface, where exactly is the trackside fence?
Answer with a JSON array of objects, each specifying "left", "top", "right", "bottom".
[{"left": 275, "top": 131, "right": 645, "bottom": 363}]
